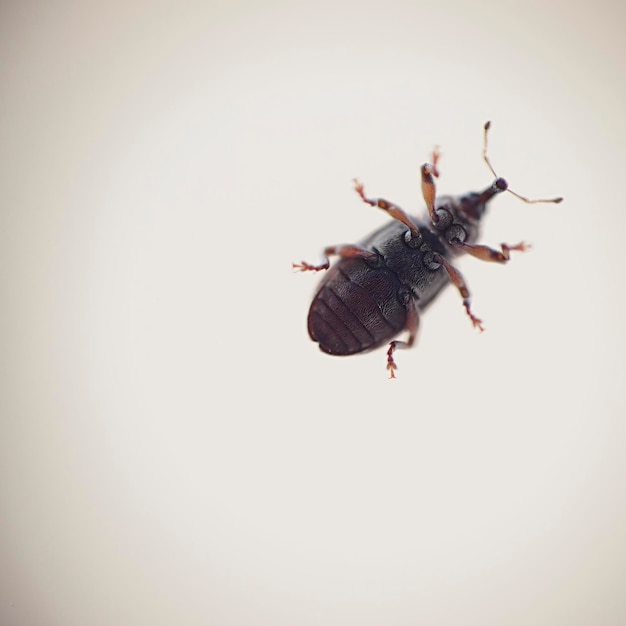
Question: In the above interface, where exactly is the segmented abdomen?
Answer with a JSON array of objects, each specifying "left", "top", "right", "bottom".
[{"left": 307, "top": 259, "right": 406, "bottom": 355}]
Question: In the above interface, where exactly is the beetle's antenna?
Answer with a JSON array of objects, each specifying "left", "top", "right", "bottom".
[{"left": 482, "top": 121, "right": 563, "bottom": 204}]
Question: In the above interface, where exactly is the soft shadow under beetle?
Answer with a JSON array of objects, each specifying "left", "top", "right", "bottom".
[{"left": 294, "top": 122, "right": 562, "bottom": 377}]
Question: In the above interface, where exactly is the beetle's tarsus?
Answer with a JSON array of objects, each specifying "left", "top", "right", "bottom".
[
  {"left": 353, "top": 179, "right": 376, "bottom": 206},
  {"left": 503, "top": 241, "right": 531, "bottom": 255},
  {"left": 463, "top": 300, "right": 484, "bottom": 332},
  {"left": 386, "top": 342, "right": 398, "bottom": 378},
  {"left": 292, "top": 261, "right": 329, "bottom": 272},
  {"left": 430, "top": 146, "right": 441, "bottom": 178}
]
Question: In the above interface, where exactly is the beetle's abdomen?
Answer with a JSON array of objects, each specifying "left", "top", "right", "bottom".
[{"left": 307, "top": 259, "right": 406, "bottom": 355}]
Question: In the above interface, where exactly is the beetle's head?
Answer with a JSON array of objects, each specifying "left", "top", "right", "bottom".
[
  {"left": 459, "top": 176, "right": 563, "bottom": 221},
  {"left": 458, "top": 177, "right": 508, "bottom": 221}
]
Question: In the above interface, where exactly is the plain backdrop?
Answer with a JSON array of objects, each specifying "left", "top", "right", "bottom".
[{"left": 2, "top": 1, "right": 625, "bottom": 625}]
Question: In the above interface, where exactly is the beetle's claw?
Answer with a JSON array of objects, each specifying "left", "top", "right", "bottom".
[{"left": 472, "top": 316, "right": 485, "bottom": 332}]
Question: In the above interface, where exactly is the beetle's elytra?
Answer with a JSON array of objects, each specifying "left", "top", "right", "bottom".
[{"left": 294, "top": 122, "right": 562, "bottom": 378}]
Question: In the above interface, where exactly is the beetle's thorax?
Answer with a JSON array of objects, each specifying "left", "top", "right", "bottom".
[
  {"left": 430, "top": 177, "right": 507, "bottom": 251},
  {"left": 431, "top": 193, "right": 482, "bottom": 250}
]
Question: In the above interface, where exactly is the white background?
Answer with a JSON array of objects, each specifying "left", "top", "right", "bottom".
[{"left": 2, "top": 1, "right": 625, "bottom": 624}]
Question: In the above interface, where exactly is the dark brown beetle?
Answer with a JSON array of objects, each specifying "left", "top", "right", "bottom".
[{"left": 294, "top": 122, "right": 562, "bottom": 377}]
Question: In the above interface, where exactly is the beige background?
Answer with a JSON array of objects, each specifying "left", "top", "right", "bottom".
[{"left": 2, "top": 0, "right": 625, "bottom": 624}]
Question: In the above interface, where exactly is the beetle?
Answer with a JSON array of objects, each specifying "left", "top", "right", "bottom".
[{"left": 293, "top": 122, "right": 562, "bottom": 377}]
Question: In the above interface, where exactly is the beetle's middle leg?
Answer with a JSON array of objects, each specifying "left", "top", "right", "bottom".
[
  {"left": 293, "top": 244, "right": 378, "bottom": 272},
  {"left": 386, "top": 297, "right": 420, "bottom": 379},
  {"left": 435, "top": 254, "right": 484, "bottom": 332},
  {"left": 353, "top": 179, "right": 421, "bottom": 240}
]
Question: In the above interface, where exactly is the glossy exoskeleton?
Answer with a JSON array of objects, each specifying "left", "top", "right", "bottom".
[{"left": 294, "top": 122, "right": 562, "bottom": 377}]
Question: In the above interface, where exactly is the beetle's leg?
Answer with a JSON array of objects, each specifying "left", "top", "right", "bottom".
[
  {"left": 421, "top": 147, "right": 441, "bottom": 225},
  {"left": 386, "top": 297, "right": 420, "bottom": 379},
  {"left": 451, "top": 240, "right": 531, "bottom": 263},
  {"left": 293, "top": 244, "right": 378, "bottom": 272},
  {"left": 353, "top": 179, "right": 421, "bottom": 240},
  {"left": 435, "top": 254, "right": 484, "bottom": 332}
]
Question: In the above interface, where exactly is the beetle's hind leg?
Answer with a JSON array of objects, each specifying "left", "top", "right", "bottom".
[
  {"left": 293, "top": 244, "right": 378, "bottom": 272},
  {"left": 386, "top": 298, "right": 420, "bottom": 379}
]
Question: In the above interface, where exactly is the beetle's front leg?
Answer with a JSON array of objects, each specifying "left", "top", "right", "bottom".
[
  {"left": 420, "top": 147, "right": 441, "bottom": 225},
  {"left": 292, "top": 244, "right": 378, "bottom": 272},
  {"left": 452, "top": 240, "right": 531, "bottom": 263},
  {"left": 435, "top": 254, "right": 484, "bottom": 331},
  {"left": 386, "top": 296, "right": 420, "bottom": 379}
]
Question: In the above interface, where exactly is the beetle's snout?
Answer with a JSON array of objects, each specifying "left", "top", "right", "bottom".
[
  {"left": 457, "top": 178, "right": 508, "bottom": 221},
  {"left": 475, "top": 178, "right": 508, "bottom": 207}
]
